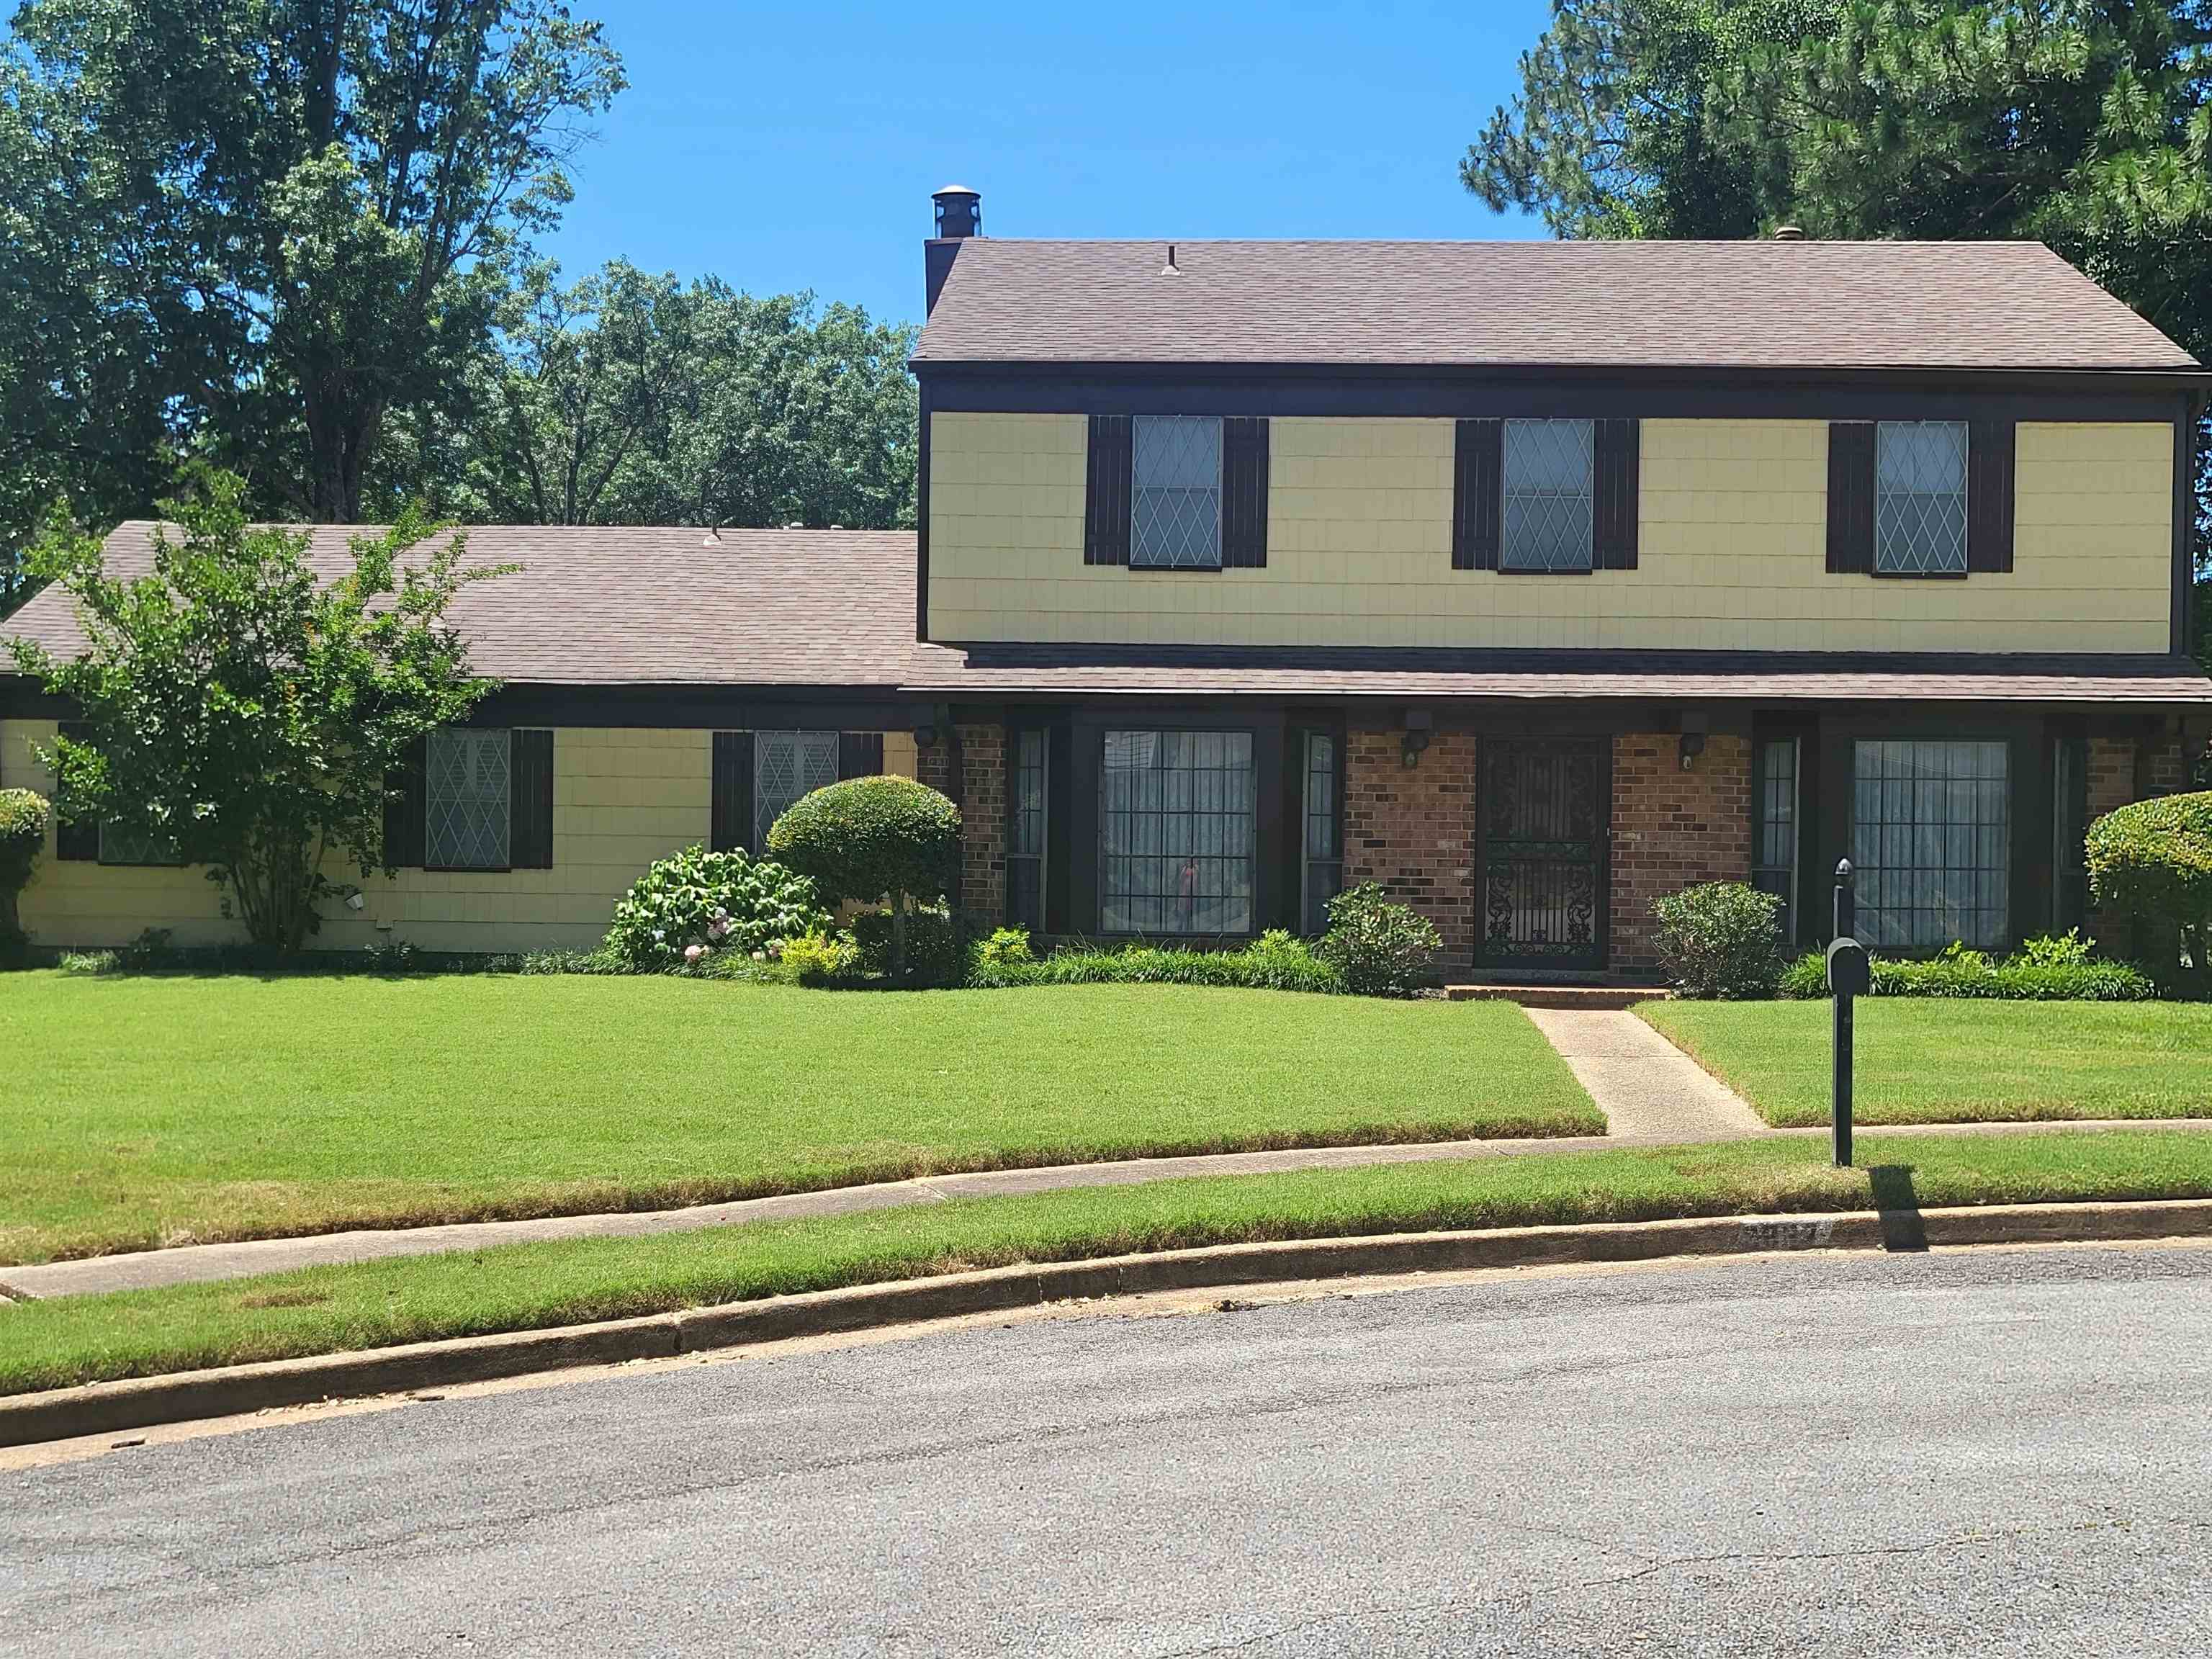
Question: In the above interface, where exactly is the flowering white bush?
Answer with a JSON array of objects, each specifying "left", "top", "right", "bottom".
[{"left": 605, "top": 844, "right": 830, "bottom": 971}]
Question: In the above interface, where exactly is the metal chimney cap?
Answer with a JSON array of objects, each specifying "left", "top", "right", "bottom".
[{"left": 1772, "top": 225, "right": 1807, "bottom": 240}]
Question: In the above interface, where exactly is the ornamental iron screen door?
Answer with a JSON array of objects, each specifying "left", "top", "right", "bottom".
[{"left": 1475, "top": 739, "right": 1609, "bottom": 971}]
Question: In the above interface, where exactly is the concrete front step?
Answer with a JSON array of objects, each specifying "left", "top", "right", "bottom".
[{"left": 1445, "top": 984, "right": 1669, "bottom": 1010}]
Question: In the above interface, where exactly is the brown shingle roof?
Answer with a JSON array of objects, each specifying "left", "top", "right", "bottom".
[
  {"left": 6, "top": 521, "right": 2208, "bottom": 707},
  {"left": 914, "top": 238, "right": 2200, "bottom": 372},
  {"left": 3, "top": 521, "right": 953, "bottom": 688}
]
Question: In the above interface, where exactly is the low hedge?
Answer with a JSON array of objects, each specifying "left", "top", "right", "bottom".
[
  {"left": 968, "top": 930, "right": 1347, "bottom": 995},
  {"left": 1778, "top": 950, "right": 2157, "bottom": 1002}
]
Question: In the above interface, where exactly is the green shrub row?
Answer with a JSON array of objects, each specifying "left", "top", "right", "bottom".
[
  {"left": 968, "top": 930, "right": 1347, "bottom": 994},
  {"left": 1776, "top": 950, "right": 2157, "bottom": 1002}
]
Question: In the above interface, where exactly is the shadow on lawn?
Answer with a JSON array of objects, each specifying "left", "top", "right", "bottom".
[{"left": 1869, "top": 1164, "right": 1929, "bottom": 1252}]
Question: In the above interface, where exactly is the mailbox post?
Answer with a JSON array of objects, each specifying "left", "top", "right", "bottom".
[{"left": 1825, "top": 860, "right": 1870, "bottom": 1169}]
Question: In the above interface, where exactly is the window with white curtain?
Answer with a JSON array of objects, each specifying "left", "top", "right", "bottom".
[
  {"left": 1851, "top": 739, "right": 2010, "bottom": 950},
  {"left": 1100, "top": 729, "right": 1254, "bottom": 935},
  {"left": 752, "top": 730, "right": 840, "bottom": 849}
]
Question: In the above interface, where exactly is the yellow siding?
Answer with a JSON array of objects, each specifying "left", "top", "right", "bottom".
[
  {"left": 3, "top": 723, "right": 912, "bottom": 954},
  {"left": 926, "top": 413, "right": 2174, "bottom": 652}
]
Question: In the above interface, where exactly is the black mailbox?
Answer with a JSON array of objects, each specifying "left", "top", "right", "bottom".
[{"left": 1826, "top": 935, "right": 1871, "bottom": 998}]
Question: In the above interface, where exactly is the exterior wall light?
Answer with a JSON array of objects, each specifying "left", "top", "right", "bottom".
[
  {"left": 344, "top": 889, "right": 367, "bottom": 912},
  {"left": 1678, "top": 732, "right": 1707, "bottom": 771},
  {"left": 1401, "top": 708, "right": 1434, "bottom": 770}
]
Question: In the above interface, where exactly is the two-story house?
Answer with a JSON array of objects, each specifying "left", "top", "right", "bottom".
[{"left": 5, "top": 186, "right": 2208, "bottom": 973}]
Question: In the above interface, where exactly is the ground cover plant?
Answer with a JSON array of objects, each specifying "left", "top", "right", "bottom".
[
  {"left": 6, "top": 1128, "right": 2211, "bottom": 1395},
  {"left": 1775, "top": 943, "right": 2156, "bottom": 1002},
  {"left": 0, "top": 974, "right": 1602, "bottom": 1265},
  {"left": 1640, "top": 999, "right": 2212, "bottom": 1128}
]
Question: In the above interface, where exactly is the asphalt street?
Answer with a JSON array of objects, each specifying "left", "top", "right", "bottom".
[{"left": 5, "top": 1242, "right": 2210, "bottom": 1656}]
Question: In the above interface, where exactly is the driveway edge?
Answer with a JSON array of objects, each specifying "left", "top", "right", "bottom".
[{"left": 6, "top": 1196, "right": 2210, "bottom": 1447}]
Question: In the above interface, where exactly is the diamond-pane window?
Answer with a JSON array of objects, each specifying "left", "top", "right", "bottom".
[
  {"left": 1501, "top": 419, "right": 1593, "bottom": 572},
  {"left": 1131, "top": 415, "right": 1222, "bottom": 570},
  {"left": 753, "top": 729, "right": 840, "bottom": 849},
  {"left": 426, "top": 727, "right": 511, "bottom": 870},
  {"left": 1875, "top": 421, "right": 1967, "bottom": 574}
]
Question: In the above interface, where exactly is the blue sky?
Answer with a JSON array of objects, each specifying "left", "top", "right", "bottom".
[{"left": 541, "top": 1, "right": 1555, "bottom": 330}]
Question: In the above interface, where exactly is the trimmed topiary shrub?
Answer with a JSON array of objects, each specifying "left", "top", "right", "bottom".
[
  {"left": 768, "top": 775, "right": 961, "bottom": 979},
  {"left": 1316, "top": 883, "right": 1441, "bottom": 998},
  {"left": 1650, "top": 881, "right": 1784, "bottom": 1000},
  {"left": 0, "top": 788, "right": 51, "bottom": 966},
  {"left": 604, "top": 844, "right": 830, "bottom": 971},
  {"left": 2087, "top": 790, "right": 2212, "bottom": 997}
]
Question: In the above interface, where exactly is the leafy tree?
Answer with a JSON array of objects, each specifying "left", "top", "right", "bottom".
[
  {"left": 7, "top": 472, "right": 502, "bottom": 952},
  {"left": 1466, "top": 1, "right": 2212, "bottom": 557},
  {"left": 1, "top": 0, "right": 624, "bottom": 534}
]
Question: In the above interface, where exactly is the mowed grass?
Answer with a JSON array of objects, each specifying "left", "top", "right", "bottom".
[
  {"left": 5, "top": 1128, "right": 2210, "bottom": 1395},
  {"left": 1641, "top": 999, "right": 2212, "bottom": 1128},
  {"left": 0, "top": 974, "right": 1602, "bottom": 1265}
]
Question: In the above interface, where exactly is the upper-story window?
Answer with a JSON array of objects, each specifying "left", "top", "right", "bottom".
[
  {"left": 1130, "top": 415, "right": 1223, "bottom": 570},
  {"left": 1501, "top": 418, "right": 1594, "bottom": 572},
  {"left": 1874, "top": 421, "right": 1968, "bottom": 575}
]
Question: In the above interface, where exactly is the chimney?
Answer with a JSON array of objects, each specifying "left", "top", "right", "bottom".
[
  {"left": 925, "top": 185, "right": 981, "bottom": 315},
  {"left": 1772, "top": 225, "right": 1806, "bottom": 241}
]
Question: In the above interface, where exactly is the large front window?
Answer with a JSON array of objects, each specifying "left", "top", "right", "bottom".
[
  {"left": 1100, "top": 729, "right": 1254, "bottom": 935},
  {"left": 426, "top": 727, "right": 511, "bottom": 871},
  {"left": 1130, "top": 415, "right": 1223, "bottom": 570},
  {"left": 1851, "top": 739, "right": 2010, "bottom": 950},
  {"left": 753, "top": 730, "right": 840, "bottom": 849}
]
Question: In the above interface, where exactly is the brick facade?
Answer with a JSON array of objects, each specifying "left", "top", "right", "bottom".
[
  {"left": 1341, "top": 729, "right": 1480, "bottom": 961},
  {"left": 1608, "top": 733, "right": 1753, "bottom": 972},
  {"left": 2086, "top": 735, "right": 2137, "bottom": 822},
  {"left": 918, "top": 721, "right": 1007, "bottom": 922}
]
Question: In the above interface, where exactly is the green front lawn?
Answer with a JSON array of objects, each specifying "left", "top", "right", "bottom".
[
  {"left": 1641, "top": 999, "right": 2212, "bottom": 1128},
  {"left": 1, "top": 974, "right": 1602, "bottom": 1265},
  {"left": 6, "top": 1129, "right": 2210, "bottom": 1396}
]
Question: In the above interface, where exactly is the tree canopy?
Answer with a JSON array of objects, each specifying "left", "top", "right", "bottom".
[
  {"left": 9, "top": 471, "right": 499, "bottom": 950},
  {"left": 1466, "top": 1, "right": 2212, "bottom": 575},
  {"left": 0, "top": 1, "right": 922, "bottom": 618}
]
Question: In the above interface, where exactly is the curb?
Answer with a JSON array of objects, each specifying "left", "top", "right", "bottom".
[{"left": 5, "top": 1196, "right": 2210, "bottom": 1449}]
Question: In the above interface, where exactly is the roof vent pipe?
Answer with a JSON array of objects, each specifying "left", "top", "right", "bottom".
[
  {"left": 1772, "top": 225, "right": 1806, "bottom": 241},
  {"left": 1161, "top": 243, "right": 1179, "bottom": 275}
]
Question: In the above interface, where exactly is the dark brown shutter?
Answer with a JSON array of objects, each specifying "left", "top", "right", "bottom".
[
  {"left": 1222, "top": 416, "right": 1269, "bottom": 568},
  {"left": 1084, "top": 415, "right": 1133, "bottom": 566},
  {"left": 1593, "top": 418, "right": 1640, "bottom": 570},
  {"left": 510, "top": 729, "right": 554, "bottom": 869},
  {"left": 1966, "top": 419, "right": 2015, "bottom": 574},
  {"left": 381, "top": 734, "right": 426, "bottom": 868},
  {"left": 1826, "top": 422, "right": 1876, "bottom": 575},
  {"left": 1452, "top": 419, "right": 1502, "bottom": 571},
  {"left": 711, "top": 731, "right": 753, "bottom": 853},
  {"left": 53, "top": 720, "right": 99, "bottom": 862},
  {"left": 839, "top": 731, "right": 885, "bottom": 778}
]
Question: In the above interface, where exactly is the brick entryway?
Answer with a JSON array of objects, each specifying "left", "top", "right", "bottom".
[{"left": 1474, "top": 739, "right": 1610, "bottom": 971}]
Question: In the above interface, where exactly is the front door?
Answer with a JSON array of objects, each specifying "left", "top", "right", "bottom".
[{"left": 1475, "top": 739, "right": 1609, "bottom": 971}]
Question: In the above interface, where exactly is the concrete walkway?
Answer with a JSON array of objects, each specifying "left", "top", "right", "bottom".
[
  {"left": 1519, "top": 1007, "right": 1768, "bottom": 1142},
  {"left": 7, "top": 1007, "right": 2210, "bottom": 1304}
]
